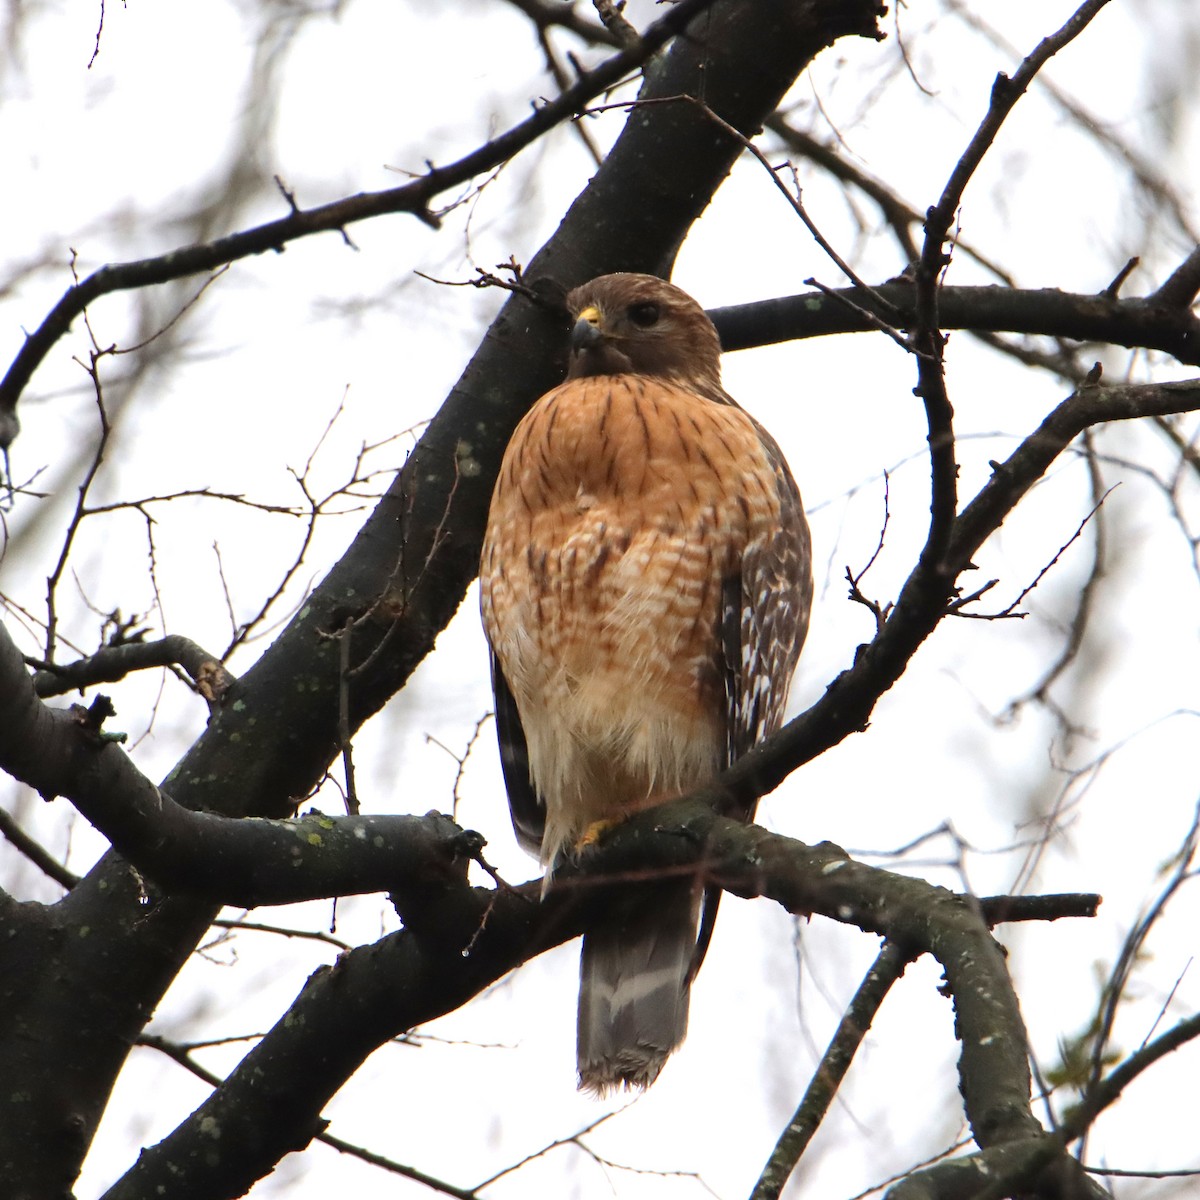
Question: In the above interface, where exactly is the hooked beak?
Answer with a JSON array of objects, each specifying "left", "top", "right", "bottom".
[{"left": 570, "top": 305, "right": 605, "bottom": 353}]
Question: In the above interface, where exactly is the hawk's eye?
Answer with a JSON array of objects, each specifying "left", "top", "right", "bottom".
[{"left": 628, "top": 302, "right": 660, "bottom": 328}]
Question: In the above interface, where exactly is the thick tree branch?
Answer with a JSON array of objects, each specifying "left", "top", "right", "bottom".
[
  {"left": 0, "top": 592, "right": 1114, "bottom": 944},
  {"left": 4, "top": 3, "right": 1193, "bottom": 1195},
  {"left": 5, "top": 379, "right": 1196, "bottom": 908},
  {"left": 0, "top": 596, "right": 1110, "bottom": 956},
  {"left": 884, "top": 1138, "right": 1097, "bottom": 1200},
  {"left": 886, "top": 1010, "right": 1200, "bottom": 1200},
  {"left": 98, "top": 796, "right": 1099, "bottom": 1200},
  {"left": 137, "top": 1033, "right": 481, "bottom": 1200},
  {"left": 101, "top": 876, "right": 547, "bottom": 1200},
  {"left": 751, "top": 887, "right": 1107, "bottom": 1200},
  {"left": 2, "top": 566, "right": 1107, "bottom": 1196},
  {"left": 0, "top": 617, "right": 494, "bottom": 906},
  {"left": 1, "top": 7, "right": 890, "bottom": 1192},
  {"left": 687, "top": 377, "right": 1200, "bottom": 818},
  {"left": 0, "top": 0, "right": 722, "bottom": 433},
  {"left": 1150, "top": 243, "right": 1200, "bottom": 308},
  {"left": 708, "top": 282, "right": 1200, "bottom": 365}
]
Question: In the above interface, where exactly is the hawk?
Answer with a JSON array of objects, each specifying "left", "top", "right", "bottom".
[{"left": 479, "top": 273, "right": 812, "bottom": 1093}]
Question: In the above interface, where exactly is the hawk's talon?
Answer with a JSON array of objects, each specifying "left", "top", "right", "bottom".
[{"left": 575, "top": 818, "right": 620, "bottom": 853}]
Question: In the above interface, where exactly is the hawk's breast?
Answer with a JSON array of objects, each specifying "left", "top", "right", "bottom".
[{"left": 480, "top": 374, "right": 783, "bottom": 863}]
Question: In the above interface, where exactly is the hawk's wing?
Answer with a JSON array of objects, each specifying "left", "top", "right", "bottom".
[
  {"left": 723, "top": 418, "right": 813, "bottom": 790},
  {"left": 692, "top": 421, "right": 812, "bottom": 978},
  {"left": 490, "top": 654, "right": 544, "bottom": 857}
]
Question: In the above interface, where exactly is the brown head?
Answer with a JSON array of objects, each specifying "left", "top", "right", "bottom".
[{"left": 565, "top": 273, "right": 729, "bottom": 405}]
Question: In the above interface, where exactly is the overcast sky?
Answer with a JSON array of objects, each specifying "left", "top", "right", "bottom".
[{"left": 2, "top": 3, "right": 1199, "bottom": 1197}]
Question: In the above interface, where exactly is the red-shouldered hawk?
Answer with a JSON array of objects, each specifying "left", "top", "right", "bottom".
[{"left": 480, "top": 273, "right": 812, "bottom": 1094}]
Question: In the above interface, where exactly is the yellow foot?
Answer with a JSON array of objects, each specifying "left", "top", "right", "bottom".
[{"left": 575, "top": 818, "right": 621, "bottom": 852}]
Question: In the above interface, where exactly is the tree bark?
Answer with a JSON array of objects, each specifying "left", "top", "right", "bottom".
[{"left": 0, "top": 3, "right": 885, "bottom": 1195}]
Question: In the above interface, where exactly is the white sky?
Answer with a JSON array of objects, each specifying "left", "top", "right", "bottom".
[{"left": 2, "top": 2, "right": 1199, "bottom": 1198}]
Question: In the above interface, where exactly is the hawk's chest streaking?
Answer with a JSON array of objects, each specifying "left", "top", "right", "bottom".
[{"left": 480, "top": 372, "right": 788, "bottom": 869}]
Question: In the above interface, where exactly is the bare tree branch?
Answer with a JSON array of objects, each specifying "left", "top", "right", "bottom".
[
  {"left": 0, "top": 8, "right": 893, "bottom": 1189},
  {"left": 0, "top": 805, "right": 79, "bottom": 890},
  {"left": 29, "top": 634, "right": 234, "bottom": 702},
  {"left": 708, "top": 282, "right": 1200, "bottom": 365},
  {"left": 137, "top": 1033, "right": 481, "bottom": 1200},
  {"left": 96, "top": 794, "right": 1100, "bottom": 1200},
  {"left": 0, "top": 0, "right": 723, "bottom": 430},
  {"left": 752, "top": 940, "right": 916, "bottom": 1200}
]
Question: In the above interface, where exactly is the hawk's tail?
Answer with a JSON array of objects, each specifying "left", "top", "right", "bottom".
[{"left": 576, "top": 881, "right": 700, "bottom": 1095}]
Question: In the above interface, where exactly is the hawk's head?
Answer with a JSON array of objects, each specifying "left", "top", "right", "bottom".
[{"left": 565, "top": 274, "right": 727, "bottom": 404}]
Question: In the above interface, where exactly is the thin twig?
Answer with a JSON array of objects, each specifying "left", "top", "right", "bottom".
[
  {"left": 0, "top": 806, "right": 80, "bottom": 889},
  {"left": 0, "top": 0, "right": 721, "bottom": 419},
  {"left": 583, "top": 94, "right": 904, "bottom": 320},
  {"left": 751, "top": 940, "right": 915, "bottom": 1200},
  {"left": 137, "top": 1035, "right": 480, "bottom": 1199}
]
